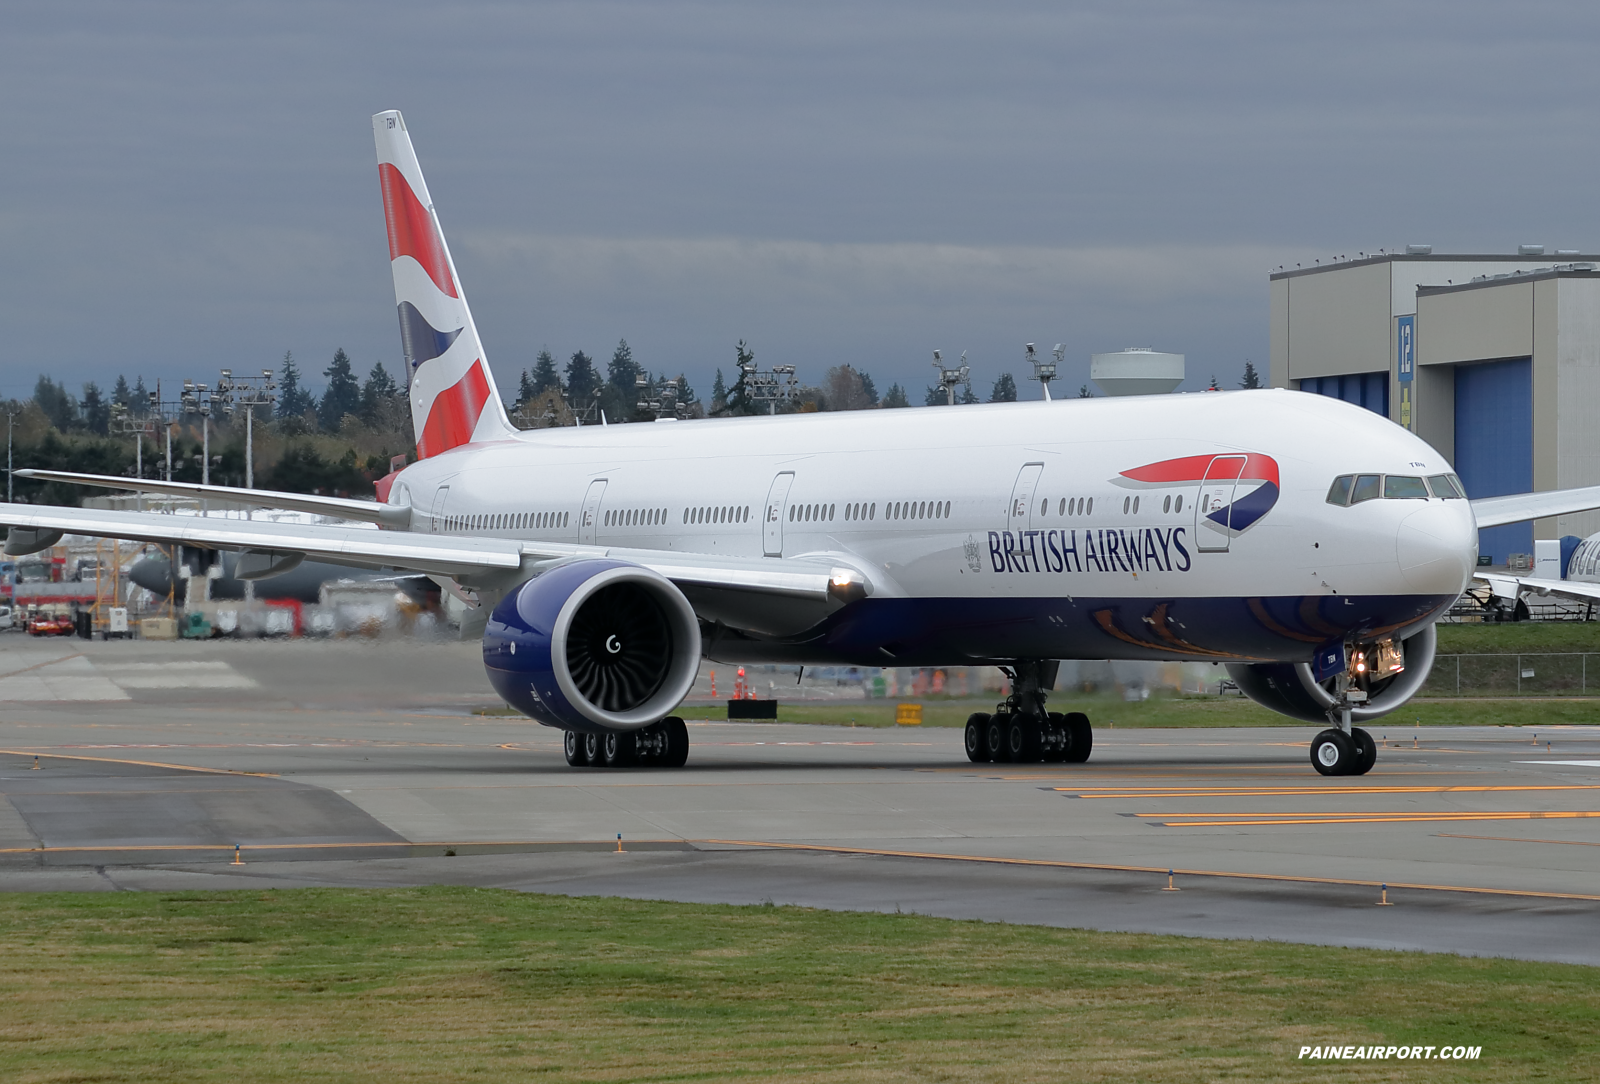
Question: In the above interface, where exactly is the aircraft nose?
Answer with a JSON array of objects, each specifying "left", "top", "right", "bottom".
[{"left": 1396, "top": 502, "right": 1477, "bottom": 593}]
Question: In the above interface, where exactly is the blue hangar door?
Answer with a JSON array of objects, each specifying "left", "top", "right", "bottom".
[{"left": 1453, "top": 357, "right": 1533, "bottom": 564}]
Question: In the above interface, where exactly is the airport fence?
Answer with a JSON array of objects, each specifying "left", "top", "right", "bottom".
[{"left": 1423, "top": 653, "right": 1600, "bottom": 697}]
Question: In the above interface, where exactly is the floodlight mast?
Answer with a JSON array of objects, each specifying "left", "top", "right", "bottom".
[
  {"left": 931, "top": 350, "right": 970, "bottom": 406},
  {"left": 1028, "top": 343, "right": 1060, "bottom": 401},
  {"left": 636, "top": 373, "right": 690, "bottom": 420},
  {"left": 214, "top": 368, "right": 278, "bottom": 488},
  {"left": 739, "top": 360, "right": 800, "bottom": 415}
]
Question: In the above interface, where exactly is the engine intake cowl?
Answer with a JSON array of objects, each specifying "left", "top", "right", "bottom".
[
  {"left": 483, "top": 559, "right": 701, "bottom": 733},
  {"left": 1226, "top": 623, "right": 1436, "bottom": 725}
]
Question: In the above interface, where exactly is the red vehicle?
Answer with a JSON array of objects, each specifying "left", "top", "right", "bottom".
[{"left": 26, "top": 612, "right": 75, "bottom": 637}]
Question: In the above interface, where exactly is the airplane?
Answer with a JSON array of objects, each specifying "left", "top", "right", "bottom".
[
  {"left": 1472, "top": 533, "right": 1600, "bottom": 615},
  {"left": 8, "top": 109, "right": 1600, "bottom": 777}
]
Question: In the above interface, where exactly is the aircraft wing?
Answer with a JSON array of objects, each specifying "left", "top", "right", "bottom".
[
  {"left": 1475, "top": 572, "right": 1600, "bottom": 604},
  {"left": 11, "top": 469, "right": 408, "bottom": 526},
  {"left": 1471, "top": 485, "right": 1600, "bottom": 528},
  {"left": 0, "top": 502, "right": 863, "bottom": 604}
]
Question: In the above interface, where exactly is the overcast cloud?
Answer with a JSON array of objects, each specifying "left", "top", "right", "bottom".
[{"left": 4, "top": 1, "right": 1597, "bottom": 403}]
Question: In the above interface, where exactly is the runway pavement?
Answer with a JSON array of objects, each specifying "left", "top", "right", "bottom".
[{"left": 1, "top": 637, "right": 1598, "bottom": 965}]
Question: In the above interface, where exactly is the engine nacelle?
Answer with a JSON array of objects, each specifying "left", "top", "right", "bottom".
[
  {"left": 1226, "top": 623, "right": 1437, "bottom": 725},
  {"left": 483, "top": 559, "right": 701, "bottom": 733}
]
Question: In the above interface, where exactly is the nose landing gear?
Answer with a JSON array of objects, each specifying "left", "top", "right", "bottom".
[
  {"left": 1311, "top": 725, "right": 1377, "bottom": 776},
  {"left": 964, "top": 661, "right": 1092, "bottom": 765}
]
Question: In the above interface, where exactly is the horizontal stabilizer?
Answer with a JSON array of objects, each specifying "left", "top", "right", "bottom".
[{"left": 12, "top": 470, "right": 410, "bottom": 527}]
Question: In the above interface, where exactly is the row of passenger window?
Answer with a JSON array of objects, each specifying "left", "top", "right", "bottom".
[
  {"left": 444, "top": 510, "right": 568, "bottom": 532},
  {"left": 1326, "top": 472, "right": 1465, "bottom": 506},
  {"left": 607, "top": 507, "right": 668, "bottom": 528},
  {"left": 683, "top": 505, "right": 749, "bottom": 525}
]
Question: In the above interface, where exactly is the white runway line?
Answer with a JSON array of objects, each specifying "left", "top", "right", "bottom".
[
  {"left": 94, "top": 661, "right": 259, "bottom": 689},
  {"left": 1517, "top": 760, "right": 1600, "bottom": 767},
  {"left": 0, "top": 655, "right": 129, "bottom": 700}
]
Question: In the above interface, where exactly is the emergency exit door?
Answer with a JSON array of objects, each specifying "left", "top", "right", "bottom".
[
  {"left": 1008, "top": 463, "right": 1044, "bottom": 532},
  {"left": 763, "top": 472, "right": 795, "bottom": 556},
  {"left": 579, "top": 479, "right": 607, "bottom": 545}
]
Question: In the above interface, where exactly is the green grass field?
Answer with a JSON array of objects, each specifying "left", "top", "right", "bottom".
[
  {"left": 1436, "top": 621, "right": 1600, "bottom": 655},
  {"left": 0, "top": 888, "right": 1593, "bottom": 1082}
]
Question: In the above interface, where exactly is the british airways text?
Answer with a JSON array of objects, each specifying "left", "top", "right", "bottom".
[{"left": 988, "top": 527, "right": 1192, "bottom": 575}]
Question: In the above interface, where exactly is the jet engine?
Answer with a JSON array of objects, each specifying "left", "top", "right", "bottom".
[
  {"left": 483, "top": 559, "right": 701, "bottom": 734},
  {"left": 1225, "top": 623, "right": 1436, "bottom": 725}
]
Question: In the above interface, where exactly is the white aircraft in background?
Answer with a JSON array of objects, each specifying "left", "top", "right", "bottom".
[
  {"left": 9, "top": 110, "right": 1600, "bottom": 777},
  {"left": 1475, "top": 535, "right": 1600, "bottom": 615}
]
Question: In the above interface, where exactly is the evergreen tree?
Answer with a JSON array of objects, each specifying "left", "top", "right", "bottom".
[
  {"left": 1078, "top": 384, "right": 1094, "bottom": 398},
  {"left": 881, "top": 383, "right": 910, "bottom": 408},
  {"left": 675, "top": 373, "right": 698, "bottom": 406},
  {"left": 530, "top": 349, "right": 561, "bottom": 396},
  {"left": 33, "top": 375, "right": 76, "bottom": 431},
  {"left": 711, "top": 369, "right": 728, "bottom": 412},
  {"left": 925, "top": 384, "right": 950, "bottom": 406},
  {"left": 1208, "top": 374, "right": 1222, "bottom": 391},
  {"left": 989, "top": 373, "right": 1018, "bottom": 402},
  {"left": 517, "top": 367, "right": 535, "bottom": 404},
  {"left": 1239, "top": 360, "right": 1262, "bottom": 389},
  {"left": 318, "top": 348, "right": 362, "bottom": 430},
  {"left": 359, "top": 361, "right": 399, "bottom": 425},
  {"left": 112, "top": 375, "right": 133, "bottom": 408},
  {"left": 724, "top": 340, "right": 757, "bottom": 415},
  {"left": 958, "top": 381, "right": 979, "bottom": 405},
  {"left": 278, "top": 352, "right": 316, "bottom": 420},
  {"left": 565, "top": 350, "right": 600, "bottom": 405},
  {"left": 859, "top": 371, "right": 879, "bottom": 406},
  {"left": 81, "top": 382, "right": 109, "bottom": 435},
  {"left": 133, "top": 376, "right": 149, "bottom": 413},
  {"left": 608, "top": 338, "right": 640, "bottom": 394}
]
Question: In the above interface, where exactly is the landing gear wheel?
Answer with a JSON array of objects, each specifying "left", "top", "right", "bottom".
[
  {"left": 660, "top": 716, "right": 689, "bottom": 768},
  {"left": 564, "top": 730, "right": 585, "bottom": 767},
  {"left": 986, "top": 713, "right": 1012, "bottom": 763},
  {"left": 1310, "top": 728, "right": 1356, "bottom": 776},
  {"left": 1350, "top": 727, "right": 1377, "bottom": 776},
  {"left": 602, "top": 729, "right": 633, "bottom": 768},
  {"left": 582, "top": 731, "right": 601, "bottom": 767},
  {"left": 1063, "top": 712, "right": 1092, "bottom": 764},
  {"left": 965, "top": 713, "right": 992, "bottom": 763},
  {"left": 1007, "top": 716, "right": 1042, "bottom": 763},
  {"left": 1042, "top": 712, "right": 1067, "bottom": 763}
]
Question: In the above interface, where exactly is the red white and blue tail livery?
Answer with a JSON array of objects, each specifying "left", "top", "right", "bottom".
[{"left": 374, "top": 110, "right": 516, "bottom": 458}]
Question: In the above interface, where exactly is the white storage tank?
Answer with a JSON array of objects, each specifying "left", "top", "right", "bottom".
[{"left": 1090, "top": 348, "right": 1185, "bottom": 396}]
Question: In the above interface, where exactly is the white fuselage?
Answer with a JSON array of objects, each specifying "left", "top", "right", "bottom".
[{"left": 389, "top": 389, "right": 1477, "bottom": 665}]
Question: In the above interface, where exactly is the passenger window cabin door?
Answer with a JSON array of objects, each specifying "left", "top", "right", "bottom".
[
  {"left": 429, "top": 485, "right": 450, "bottom": 534},
  {"left": 1008, "top": 463, "right": 1044, "bottom": 533},
  {"left": 763, "top": 472, "right": 795, "bottom": 557},
  {"left": 580, "top": 479, "right": 607, "bottom": 545},
  {"left": 1196, "top": 455, "right": 1247, "bottom": 553}
]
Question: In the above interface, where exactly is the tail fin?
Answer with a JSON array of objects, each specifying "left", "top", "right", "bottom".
[{"left": 373, "top": 110, "right": 517, "bottom": 458}]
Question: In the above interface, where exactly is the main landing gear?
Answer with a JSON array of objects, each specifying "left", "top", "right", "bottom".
[
  {"left": 963, "top": 661, "right": 1092, "bottom": 765},
  {"left": 563, "top": 717, "right": 689, "bottom": 769}
]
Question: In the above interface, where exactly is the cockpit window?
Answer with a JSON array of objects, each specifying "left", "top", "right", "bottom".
[
  {"left": 1350, "top": 474, "right": 1383, "bottom": 504},
  {"left": 1326, "top": 476, "right": 1354, "bottom": 506},
  {"left": 1427, "top": 473, "right": 1465, "bottom": 499},
  {"left": 1384, "top": 475, "right": 1430, "bottom": 499}
]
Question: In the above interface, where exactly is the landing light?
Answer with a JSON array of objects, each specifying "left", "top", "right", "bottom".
[{"left": 831, "top": 569, "right": 854, "bottom": 588}]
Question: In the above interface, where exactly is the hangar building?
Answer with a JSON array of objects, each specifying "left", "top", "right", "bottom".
[{"left": 1269, "top": 248, "right": 1600, "bottom": 564}]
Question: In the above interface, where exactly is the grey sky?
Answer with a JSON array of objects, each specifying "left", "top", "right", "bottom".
[{"left": 5, "top": 1, "right": 1597, "bottom": 405}]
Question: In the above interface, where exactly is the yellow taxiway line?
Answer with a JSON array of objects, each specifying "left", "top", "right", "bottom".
[
  {"left": 0, "top": 748, "right": 277, "bottom": 777},
  {"left": 1142, "top": 811, "right": 1600, "bottom": 827}
]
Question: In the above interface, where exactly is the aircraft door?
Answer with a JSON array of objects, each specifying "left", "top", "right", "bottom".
[
  {"left": 579, "top": 479, "right": 607, "bottom": 545},
  {"left": 1195, "top": 455, "right": 1246, "bottom": 552},
  {"left": 429, "top": 485, "right": 450, "bottom": 534},
  {"left": 763, "top": 472, "right": 795, "bottom": 557},
  {"left": 1008, "top": 463, "right": 1044, "bottom": 532}
]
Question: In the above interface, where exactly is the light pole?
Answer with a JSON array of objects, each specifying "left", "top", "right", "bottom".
[
  {"left": 214, "top": 368, "right": 277, "bottom": 488},
  {"left": 5, "top": 403, "right": 20, "bottom": 504},
  {"left": 1028, "top": 343, "right": 1062, "bottom": 401},
  {"left": 738, "top": 361, "right": 799, "bottom": 415},
  {"left": 931, "top": 350, "right": 971, "bottom": 406}
]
